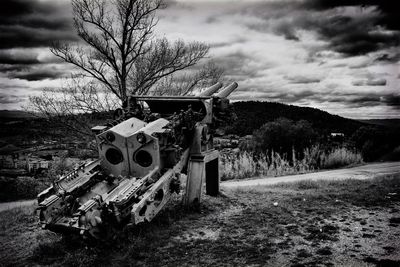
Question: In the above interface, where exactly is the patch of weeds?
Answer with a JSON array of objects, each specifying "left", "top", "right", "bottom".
[
  {"left": 389, "top": 217, "right": 400, "bottom": 224},
  {"left": 0, "top": 207, "right": 36, "bottom": 232},
  {"left": 31, "top": 241, "right": 67, "bottom": 265},
  {"left": 316, "top": 246, "right": 333, "bottom": 256},
  {"left": 63, "top": 250, "right": 100, "bottom": 266},
  {"left": 364, "top": 256, "right": 400, "bottom": 267},
  {"left": 296, "top": 249, "right": 312, "bottom": 258},
  {"left": 294, "top": 180, "right": 321, "bottom": 190},
  {"left": 305, "top": 224, "right": 339, "bottom": 242},
  {"left": 362, "top": 233, "right": 376, "bottom": 238}
]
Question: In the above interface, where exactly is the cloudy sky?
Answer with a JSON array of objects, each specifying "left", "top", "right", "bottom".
[{"left": 0, "top": 0, "right": 399, "bottom": 119}]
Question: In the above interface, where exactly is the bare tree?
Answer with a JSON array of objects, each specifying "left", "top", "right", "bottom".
[
  {"left": 29, "top": 0, "right": 213, "bottom": 140},
  {"left": 152, "top": 61, "right": 225, "bottom": 96},
  {"left": 29, "top": 76, "right": 119, "bottom": 137},
  {"left": 51, "top": 0, "right": 209, "bottom": 103}
]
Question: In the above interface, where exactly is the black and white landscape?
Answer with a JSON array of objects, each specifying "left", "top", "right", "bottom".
[{"left": 0, "top": 0, "right": 399, "bottom": 266}]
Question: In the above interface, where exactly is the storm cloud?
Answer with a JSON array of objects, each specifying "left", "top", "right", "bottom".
[
  {"left": 12, "top": 67, "right": 66, "bottom": 81},
  {"left": 304, "top": 0, "right": 400, "bottom": 30},
  {"left": 0, "top": 0, "right": 77, "bottom": 83},
  {"left": 0, "top": 0, "right": 76, "bottom": 49},
  {"left": 242, "top": 1, "right": 400, "bottom": 56},
  {"left": 0, "top": 50, "right": 41, "bottom": 65},
  {"left": 0, "top": 0, "right": 399, "bottom": 119},
  {"left": 352, "top": 78, "right": 387, "bottom": 86}
]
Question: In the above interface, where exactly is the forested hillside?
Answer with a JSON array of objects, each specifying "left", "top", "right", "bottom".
[
  {"left": 359, "top": 119, "right": 400, "bottom": 128},
  {"left": 226, "top": 101, "right": 365, "bottom": 136}
]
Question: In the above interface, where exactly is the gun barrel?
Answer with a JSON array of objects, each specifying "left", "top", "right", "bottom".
[
  {"left": 198, "top": 82, "right": 223, "bottom": 96},
  {"left": 215, "top": 82, "right": 238, "bottom": 98}
]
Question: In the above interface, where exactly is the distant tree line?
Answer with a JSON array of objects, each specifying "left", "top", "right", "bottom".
[
  {"left": 242, "top": 118, "right": 317, "bottom": 158},
  {"left": 226, "top": 101, "right": 364, "bottom": 136},
  {"left": 229, "top": 102, "right": 400, "bottom": 162},
  {"left": 350, "top": 126, "right": 400, "bottom": 161}
]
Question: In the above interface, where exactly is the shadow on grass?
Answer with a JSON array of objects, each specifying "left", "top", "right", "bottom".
[{"left": 29, "top": 194, "right": 236, "bottom": 267}]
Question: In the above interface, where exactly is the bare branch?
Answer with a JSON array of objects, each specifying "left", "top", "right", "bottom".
[
  {"left": 50, "top": 0, "right": 209, "bottom": 102},
  {"left": 35, "top": 0, "right": 214, "bottom": 138}
]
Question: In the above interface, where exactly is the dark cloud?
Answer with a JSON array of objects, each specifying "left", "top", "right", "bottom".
[
  {"left": 0, "top": 50, "right": 40, "bottom": 65},
  {"left": 213, "top": 51, "right": 261, "bottom": 79},
  {"left": 286, "top": 75, "right": 321, "bottom": 84},
  {"left": 12, "top": 68, "right": 66, "bottom": 81},
  {"left": 0, "top": 0, "right": 74, "bottom": 81},
  {"left": 0, "top": 65, "right": 27, "bottom": 72},
  {"left": 302, "top": 0, "right": 400, "bottom": 55},
  {"left": 273, "top": 23, "right": 300, "bottom": 41},
  {"left": 0, "top": 25, "right": 77, "bottom": 49},
  {"left": 352, "top": 78, "right": 387, "bottom": 86},
  {"left": 0, "top": 48, "right": 67, "bottom": 81},
  {"left": 383, "top": 95, "right": 400, "bottom": 107},
  {"left": 244, "top": 0, "right": 400, "bottom": 56},
  {"left": 307, "top": 91, "right": 400, "bottom": 109},
  {"left": 374, "top": 53, "right": 400, "bottom": 63},
  {"left": 304, "top": 0, "right": 400, "bottom": 30},
  {"left": 314, "top": 15, "right": 399, "bottom": 55},
  {"left": 342, "top": 93, "right": 400, "bottom": 109},
  {"left": 0, "top": 0, "right": 77, "bottom": 49},
  {"left": 210, "top": 37, "right": 247, "bottom": 49},
  {"left": 348, "top": 95, "right": 380, "bottom": 105}
]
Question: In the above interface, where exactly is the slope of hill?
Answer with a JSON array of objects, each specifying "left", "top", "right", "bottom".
[
  {"left": 0, "top": 110, "right": 36, "bottom": 119},
  {"left": 359, "top": 119, "right": 400, "bottom": 128},
  {"left": 228, "top": 101, "right": 365, "bottom": 136}
]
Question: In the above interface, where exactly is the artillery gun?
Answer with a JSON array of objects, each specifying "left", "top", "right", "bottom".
[{"left": 37, "top": 82, "right": 238, "bottom": 238}]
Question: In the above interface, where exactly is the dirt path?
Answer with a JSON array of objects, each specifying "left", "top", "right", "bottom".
[
  {"left": 0, "top": 199, "right": 36, "bottom": 213},
  {"left": 222, "top": 161, "right": 400, "bottom": 188}
]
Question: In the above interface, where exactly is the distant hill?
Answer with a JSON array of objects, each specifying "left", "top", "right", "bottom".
[
  {"left": 1, "top": 104, "right": 390, "bottom": 138},
  {"left": 359, "top": 119, "right": 400, "bottom": 128},
  {"left": 229, "top": 101, "right": 366, "bottom": 136},
  {"left": 0, "top": 110, "right": 36, "bottom": 119}
]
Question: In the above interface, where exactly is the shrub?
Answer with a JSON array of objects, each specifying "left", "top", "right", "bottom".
[
  {"left": 0, "top": 176, "right": 49, "bottom": 202},
  {"left": 251, "top": 118, "right": 317, "bottom": 159},
  {"left": 351, "top": 126, "right": 400, "bottom": 161},
  {"left": 320, "top": 147, "right": 363, "bottom": 169}
]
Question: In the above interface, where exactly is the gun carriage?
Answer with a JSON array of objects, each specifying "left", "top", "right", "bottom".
[{"left": 37, "top": 82, "right": 238, "bottom": 238}]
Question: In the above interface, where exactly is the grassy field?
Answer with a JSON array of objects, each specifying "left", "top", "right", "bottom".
[{"left": 1, "top": 175, "right": 399, "bottom": 266}]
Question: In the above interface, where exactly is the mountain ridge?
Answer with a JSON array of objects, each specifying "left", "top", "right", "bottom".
[{"left": 229, "top": 101, "right": 367, "bottom": 136}]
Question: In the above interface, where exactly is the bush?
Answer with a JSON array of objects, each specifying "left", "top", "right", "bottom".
[
  {"left": 320, "top": 147, "right": 363, "bottom": 169},
  {"left": 351, "top": 126, "right": 400, "bottom": 161},
  {"left": 249, "top": 118, "right": 317, "bottom": 159},
  {"left": 0, "top": 176, "right": 49, "bottom": 202}
]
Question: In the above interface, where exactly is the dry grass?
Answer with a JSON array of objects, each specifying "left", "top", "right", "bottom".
[
  {"left": 219, "top": 151, "right": 310, "bottom": 181},
  {"left": 320, "top": 147, "right": 363, "bottom": 169},
  {"left": 220, "top": 146, "right": 363, "bottom": 180},
  {"left": 0, "top": 175, "right": 399, "bottom": 266}
]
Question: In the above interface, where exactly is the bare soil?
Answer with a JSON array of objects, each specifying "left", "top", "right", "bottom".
[{"left": 0, "top": 175, "right": 399, "bottom": 267}]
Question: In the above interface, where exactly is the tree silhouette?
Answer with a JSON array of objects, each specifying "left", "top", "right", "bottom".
[{"left": 50, "top": 0, "right": 209, "bottom": 102}]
